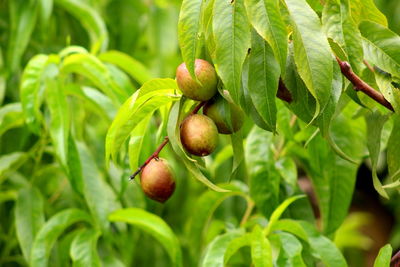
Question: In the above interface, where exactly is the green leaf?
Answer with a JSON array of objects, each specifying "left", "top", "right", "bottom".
[
  {"left": 265, "top": 195, "right": 304, "bottom": 235},
  {"left": 20, "top": 55, "right": 49, "bottom": 133},
  {"left": 251, "top": 225, "right": 272, "bottom": 267},
  {"left": 167, "top": 100, "right": 228, "bottom": 192},
  {"left": 0, "top": 152, "right": 27, "bottom": 183},
  {"left": 200, "top": 231, "right": 243, "bottom": 267},
  {"left": 244, "top": 0, "right": 287, "bottom": 74},
  {"left": 7, "top": 0, "right": 38, "bottom": 73},
  {"left": 61, "top": 53, "right": 128, "bottom": 105},
  {"left": 245, "top": 126, "right": 280, "bottom": 217},
  {"left": 108, "top": 208, "right": 182, "bottom": 267},
  {"left": 375, "top": 68, "right": 400, "bottom": 114},
  {"left": 270, "top": 219, "right": 308, "bottom": 241},
  {"left": 283, "top": 44, "right": 316, "bottom": 123},
  {"left": 15, "top": 187, "right": 45, "bottom": 262},
  {"left": 275, "top": 232, "right": 306, "bottom": 267},
  {"left": 306, "top": 133, "right": 360, "bottom": 234},
  {"left": 46, "top": 78, "right": 70, "bottom": 168},
  {"left": 128, "top": 114, "right": 153, "bottom": 170},
  {"left": 0, "top": 103, "right": 24, "bottom": 137},
  {"left": 299, "top": 221, "right": 347, "bottom": 267},
  {"left": 284, "top": 0, "right": 333, "bottom": 119},
  {"left": 188, "top": 182, "right": 249, "bottom": 261},
  {"left": 322, "top": 0, "right": 363, "bottom": 73},
  {"left": 349, "top": 0, "right": 387, "bottom": 27},
  {"left": 365, "top": 111, "right": 389, "bottom": 198},
  {"left": 38, "top": 0, "right": 53, "bottom": 31},
  {"left": 55, "top": 0, "right": 108, "bottom": 51},
  {"left": 224, "top": 233, "right": 252, "bottom": 264},
  {"left": 70, "top": 229, "right": 101, "bottom": 267},
  {"left": 99, "top": 51, "right": 152, "bottom": 84},
  {"left": 178, "top": 0, "right": 204, "bottom": 79},
  {"left": 106, "top": 78, "right": 180, "bottom": 163},
  {"left": 30, "top": 209, "right": 93, "bottom": 267},
  {"left": 360, "top": 21, "right": 400, "bottom": 79},
  {"left": 247, "top": 30, "right": 280, "bottom": 132},
  {"left": 77, "top": 141, "right": 121, "bottom": 231},
  {"left": 387, "top": 115, "right": 400, "bottom": 182},
  {"left": 212, "top": 0, "right": 250, "bottom": 103},
  {"left": 373, "top": 244, "right": 392, "bottom": 267}
]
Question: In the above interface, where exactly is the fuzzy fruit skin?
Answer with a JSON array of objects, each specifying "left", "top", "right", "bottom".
[
  {"left": 180, "top": 114, "right": 219, "bottom": 156},
  {"left": 176, "top": 59, "right": 218, "bottom": 101},
  {"left": 204, "top": 95, "right": 245, "bottom": 134},
  {"left": 140, "top": 158, "right": 176, "bottom": 203}
]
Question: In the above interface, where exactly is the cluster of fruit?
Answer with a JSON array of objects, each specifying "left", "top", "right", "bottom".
[{"left": 139, "top": 59, "right": 245, "bottom": 203}]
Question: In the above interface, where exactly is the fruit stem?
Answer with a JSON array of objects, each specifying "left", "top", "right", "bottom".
[
  {"left": 190, "top": 101, "right": 206, "bottom": 115},
  {"left": 129, "top": 101, "right": 206, "bottom": 180},
  {"left": 129, "top": 137, "right": 170, "bottom": 180}
]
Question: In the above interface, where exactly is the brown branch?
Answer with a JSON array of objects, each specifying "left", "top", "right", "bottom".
[
  {"left": 391, "top": 250, "right": 400, "bottom": 267},
  {"left": 336, "top": 57, "right": 394, "bottom": 112},
  {"left": 277, "top": 78, "right": 293, "bottom": 103},
  {"left": 129, "top": 101, "right": 206, "bottom": 180}
]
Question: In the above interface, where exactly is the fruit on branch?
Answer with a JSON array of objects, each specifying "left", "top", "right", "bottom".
[
  {"left": 140, "top": 158, "right": 176, "bottom": 203},
  {"left": 176, "top": 59, "right": 218, "bottom": 101},
  {"left": 180, "top": 114, "right": 218, "bottom": 156},
  {"left": 203, "top": 94, "right": 245, "bottom": 134}
]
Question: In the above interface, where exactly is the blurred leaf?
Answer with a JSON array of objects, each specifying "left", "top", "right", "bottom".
[
  {"left": 178, "top": 0, "right": 204, "bottom": 79},
  {"left": 77, "top": 141, "right": 121, "bottom": 231},
  {"left": 70, "top": 229, "right": 101, "bottom": 267},
  {"left": 284, "top": 0, "right": 333, "bottom": 120},
  {"left": 224, "top": 233, "right": 252, "bottom": 264},
  {"left": 15, "top": 187, "right": 45, "bottom": 262},
  {"left": 109, "top": 208, "right": 183, "bottom": 267},
  {"left": 212, "top": 0, "right": 250, "bottom": 103},
  {"left": 7, "top": 0, "right": 38, "bottom": 73},
  {"left": 299, "top": 221, "right": 347, "bottom": 267},
  {"left": 167, "top": 100, "right": 227, "bottom": 192},
  {"left": 46, "top": 78, "right": 70, "bottom": 168},
  {"left": 106, "top": 78, "right": 180, "bottom": 163},
  {"left": 387, "top": 115, "right": 400, "bottom": 181},
  {"left": 245, "top": 126, "right": 280, "bottom": 217},
  {"left": 365, "top": 111, "right": 389, "bottom": 198},
  {"left": 251, "top": 225, "right": 272, "bottom": 267},
  {"left": 20, "top": 55, "right": 49, "bottom": 134},
  {"left": 99, "top": 51, "right": 152, "bottom": 84},
  {"left": 188, "top": 182, "right": 249, "bottom": 260},
  {"left": 38, "top": 0, "right": 53, "bottom": 32},
  {"left": 0, "top": 103, "right": 24, "bottom": 137},
  {"left": 61, "top": 53, "right": 128, "bottom": 105},
  {"left": 360, "top": 21, "right": 400, "bottom": 78},
  {"left": 200, "top": 230, "right": 243, "bottom": 267},
  {"left": 276, "top": 232, "right": 306, "bottom": 267},
  {"left": 271, "top": 219, "right": 308, "bottom": 242},
  {"left": 373, "top": 244, "right": 392, "bottom": 267},
  {"left": 30, "top": 209, "right": 93, "bottom": 267},
  {"left": 322, "top": 0, "right": 363, "bottom": 73},
  {"left": 265, "top": 195, "right": 304, "bottom": 235},
  {"left": 349, "top": 0, "right": 387, "bottom": 27},
  {"left": 0, "top": 152, "right": 27, "bottom": 183},
  {"left": 55, "top": 0, "right": 108, "bottom": 51},
  {"left": 247, "top": 30, "right": 280, "bottom": 132},
  {"left": 244, "top": 0, "right": 287, "bottom": 74}
]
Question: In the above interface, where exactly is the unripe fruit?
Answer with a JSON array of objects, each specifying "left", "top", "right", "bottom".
[
  {"left": 176, "top": 59, "right": 218, "bottom": 101},
  {"left": 140, "top": 158, "right": 175, "bottom": 203},
  {"left": 203, "top": 95, "right": 245, "bottom": 134},
  {"left": 180, "top": 114, "right": 219, "bottom": 156}
]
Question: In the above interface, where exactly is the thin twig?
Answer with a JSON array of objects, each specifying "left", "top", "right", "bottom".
[
  {"left": 391, "top": 250, "right": 400, "bottom": 267},
  {"left": 336, "top": 57, "right": 394, "bottom": 112},
  {"left": 129, "top": 101, "right": 206, "bottom": 180}
]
